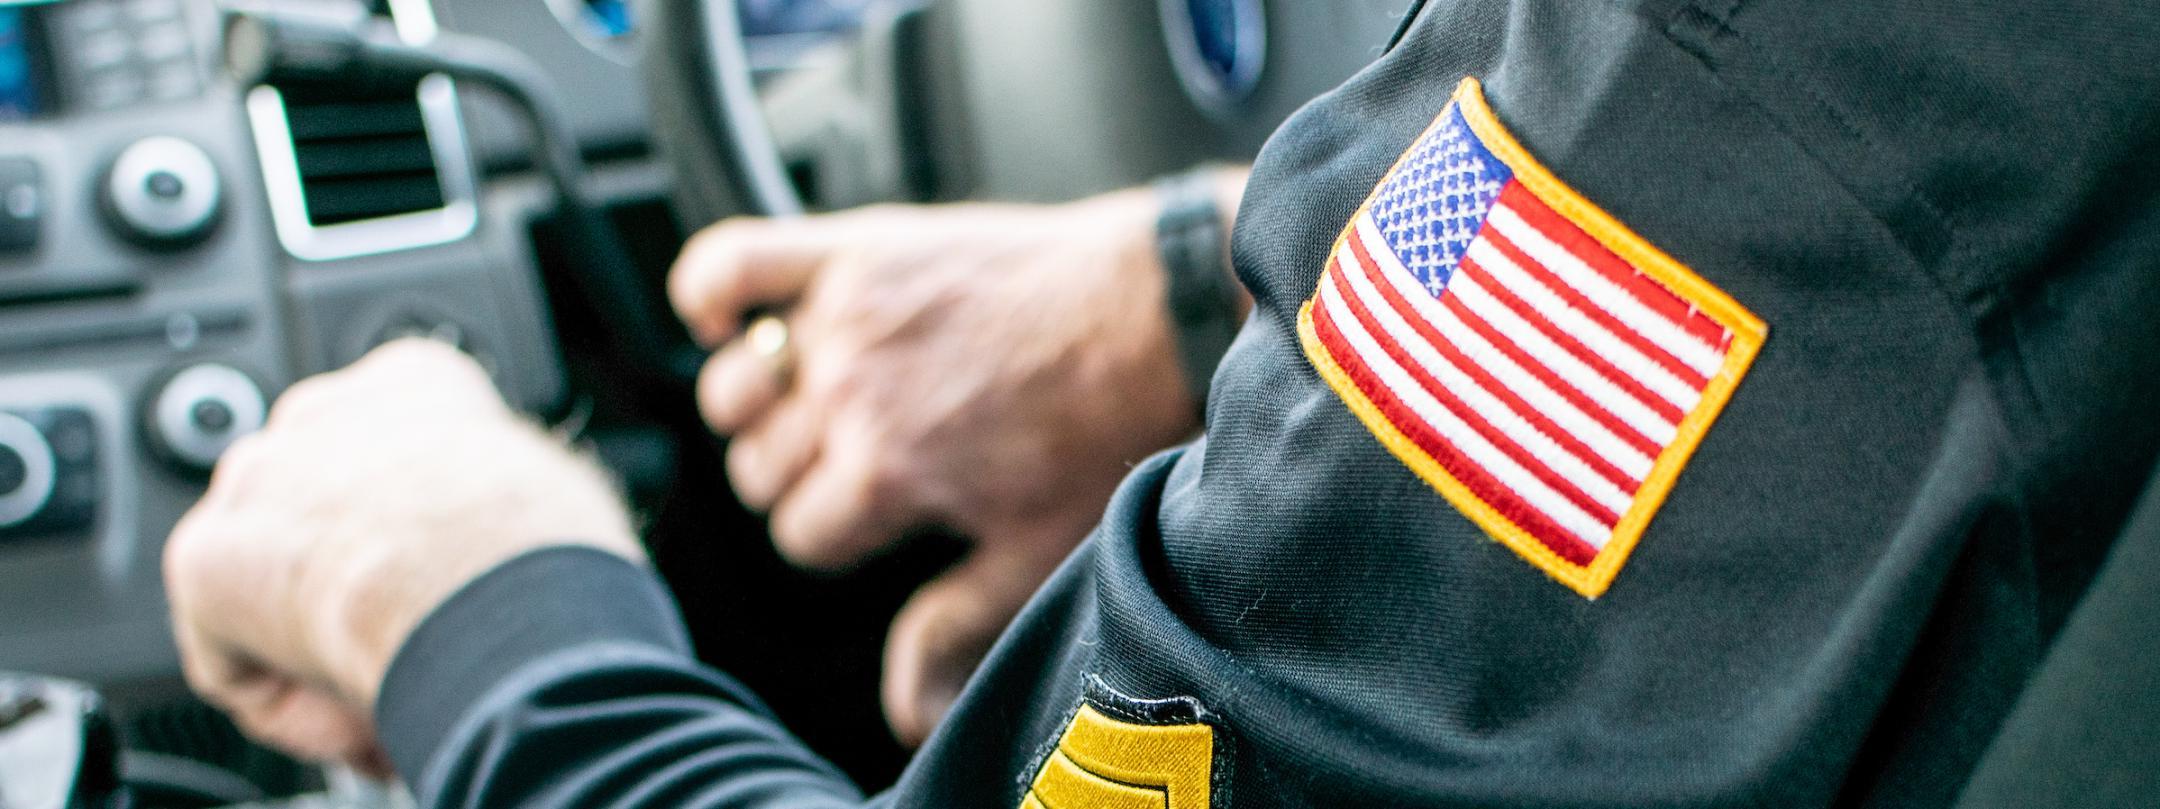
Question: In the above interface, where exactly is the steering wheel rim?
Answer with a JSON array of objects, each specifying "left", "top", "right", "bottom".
[{"left": 639, "top": 0, "right": 805, "bottom": 226}]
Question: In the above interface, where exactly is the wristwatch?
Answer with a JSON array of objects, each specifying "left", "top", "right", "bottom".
[{"left": 1154, "top": 166, "right": 1244, "bottom": 411}]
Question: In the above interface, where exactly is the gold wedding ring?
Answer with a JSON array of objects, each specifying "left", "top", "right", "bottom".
[{"left": 745, "top": 314, "right": 795, "bottom": 380}]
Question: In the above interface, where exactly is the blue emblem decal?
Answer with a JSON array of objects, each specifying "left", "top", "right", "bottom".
[{"left": 1160, "top": 0, "right": 1266, "bottom": 116}]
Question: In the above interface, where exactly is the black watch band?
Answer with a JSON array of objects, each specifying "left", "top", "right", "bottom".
[{"left": 1154, "top": 167, "right": 1242, "bottom": 411}]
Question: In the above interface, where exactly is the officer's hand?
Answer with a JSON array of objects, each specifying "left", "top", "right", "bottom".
[
  {"left": 669, "top": 186, "right": 1226, "bottom": 745},
  {"left": 162, "top": 339, "right": 641, "bottom": 774}
]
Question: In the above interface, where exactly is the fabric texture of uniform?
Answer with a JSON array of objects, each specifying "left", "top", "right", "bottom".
[
  {"left": 376, "top": 0, "right": 2160, "bottom": 805},
  {"left": 1953, "top": 460, "right": 2160, "bottom": 808},
  {"left": 1297, "top": 76, "right": 1767, "bottom": 597}
]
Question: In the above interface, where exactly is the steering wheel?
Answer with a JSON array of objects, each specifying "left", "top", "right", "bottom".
[{"left": 638, "top": 0, "right": 806, "bottom": 226}]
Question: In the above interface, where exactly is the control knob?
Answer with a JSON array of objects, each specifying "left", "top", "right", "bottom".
[
  {"left": 0, "top": 412, "right": 55, "bottom": 530},
  {"left": 102, "top": 136, "right": 223, "bottom": 247},
  {"left": 145, "top": 363, "right": 266, "bottom": 471}
]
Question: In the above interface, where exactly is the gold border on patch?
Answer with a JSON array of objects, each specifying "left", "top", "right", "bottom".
[{"left": 1295, "top": 77, "right": 1768, "bottom": 599}]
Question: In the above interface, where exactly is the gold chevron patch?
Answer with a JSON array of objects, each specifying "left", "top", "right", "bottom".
[{"left": 1020, "top": 703, "right": 1214, "bottom": 809}]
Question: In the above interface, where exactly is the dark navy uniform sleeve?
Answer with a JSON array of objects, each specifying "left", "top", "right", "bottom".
[
  {"left": 375, "top": 547, "right": 865, "bottom": 807},
  {"left": 379, "top": 0, "right": 2160, "bottom": 805}
]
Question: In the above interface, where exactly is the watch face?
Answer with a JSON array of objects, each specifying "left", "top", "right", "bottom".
[{"left": 1160, "top": 0, "right": 1266, "bottom": 116}]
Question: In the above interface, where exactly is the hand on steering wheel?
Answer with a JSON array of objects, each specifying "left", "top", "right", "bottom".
[{"left": 669, "top": 189, "right": 1206, "bottom": 745}]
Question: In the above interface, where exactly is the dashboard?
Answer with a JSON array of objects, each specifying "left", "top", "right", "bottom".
[
  {"left": 0, "top": 1, "right": 914, "bottom": 793},
  {"left": 0, "top": 0, "right": 1409, "bottom": 799},
  {"left": 0, "top": 7, "right": 51, "bottom": 120},
  {"left": 0, "top": 0, "right": 569, "bottom": 688}
]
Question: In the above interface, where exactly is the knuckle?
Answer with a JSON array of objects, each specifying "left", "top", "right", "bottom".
[
  {"left": 812, "top": 248, "right": 871, "bottom": 291},
  {"left": 724, "top": 440, "right": 769, "bottom": 502},
  {"left": 696, "top": 355, "right": 747, "bottom": 429},
  {"left": 374, "top": 334, "right": 449, "bottom": 361},
  {"left": 368, "top": 337, "right": 475, "bottom": 376},
  {"left": 853, "top": 202, "right": 911, "bottom": 222},
  {"left": 161, "top": 517, "right": 201, "bottom": 579},
  {"left": 863, "top": 456, "right": 910, "bottom": 509},
  {"left": 672, "top": 220, "right": 781, "bottom": 339},
  {"left": 806, "top": 361, "right": 859, "bottom": 403},
  {"left": 850, "top": 443, "right": 909, "bottom": 511},
  {"left": 204, "top": 432, "right": 266, "bottom": 491},
  {"left": 769, "top": 510, "right": 838, "bottom": 567},
  {"left": 665, "top": 249, "right": 712, "bottom": 308},
  {"left": 268, "top": 375, "right": 336, "bottom": 421},
  {"left": 356, "top": 339, "right": 499, "bottom": 409},
  {"left": 689, "top": 216, "right": 758, "bottom": 252},
  {"left": 261, "top": 394, "right": 338, "bottom": 437},
  {"left": 177, "top": 657, "right": 230, "bottom": 706},
  {"left": 675, "top": 220, "right": 756, "bottom": 289},
  {"left": 162, "top": 512, "right": 223, "bottom": 601}
]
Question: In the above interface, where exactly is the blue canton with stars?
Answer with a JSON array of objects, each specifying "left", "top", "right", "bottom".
[{"left": 1366, "top": 103, "right": 1514, "bottom": 297}]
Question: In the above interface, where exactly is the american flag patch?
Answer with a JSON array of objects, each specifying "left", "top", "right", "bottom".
[{"left": 1298, "top": 78, "right": 1767, "bottom": 598}]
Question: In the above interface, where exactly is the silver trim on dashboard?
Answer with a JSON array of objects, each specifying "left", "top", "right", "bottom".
[
  {"left": 385, "top": 0, "right": 441, "bottom": 45},
  {"left": 246, "top": 76, "right": 478, "bottom": 262},
  {"left": 244, "top": 0, "right": 478, "bottom": 261}
]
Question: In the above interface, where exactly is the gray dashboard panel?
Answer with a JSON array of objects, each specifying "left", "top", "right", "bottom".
[
  {"left": 0, "top": 0, "right": 566, "bottom": 688},
  {"left": 0, "top": 64, "right": 291, "bottom": 686},
  {"left": 432, "top": 0, "right": 654, "bottom": 166},
  {"left": 940, "top": 0, "right": 1409, "bottom": 202},
  {"left": 0, "top": 0, "right": 1407, "bottom": 691}
]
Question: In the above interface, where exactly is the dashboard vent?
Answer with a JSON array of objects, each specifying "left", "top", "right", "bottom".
[
  {"left": 276, "top": 81, "right": 448, "bottom": 227},
  {"left": 242, "top": 1, "right": 476, "bottom": 261}
]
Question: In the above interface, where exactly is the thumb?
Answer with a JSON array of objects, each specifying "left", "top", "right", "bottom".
[{"left": 880, "top": 526, "right": 1080, "bottom": 747}]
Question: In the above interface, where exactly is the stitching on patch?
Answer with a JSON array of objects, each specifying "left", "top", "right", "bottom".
[
  {"left": 1298, "top": 77, "right": 1767, "bottom": 598},
  {"left": 1015, "top": 677, "right": 1234, "bottom": 809}
]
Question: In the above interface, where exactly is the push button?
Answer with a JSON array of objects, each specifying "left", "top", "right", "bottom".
[
  {"left": 20, "top": 408, "right": 101, "bottom": 536},
  {"left": 42, "top": 409, "right": 96, "bottom": 466},
  {"left": 0, "top": 159, "right": 40, "bottom": 254},
  {"left": 189, "top": 398, "right": 232, "bottom": 432},
  {"left": 144, "top": 170, "right": 184, "bottom": 200}
]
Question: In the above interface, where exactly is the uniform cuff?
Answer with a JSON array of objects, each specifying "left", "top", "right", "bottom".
[{"left": 374, "top": 545, "right": 692, "bottom": 783}]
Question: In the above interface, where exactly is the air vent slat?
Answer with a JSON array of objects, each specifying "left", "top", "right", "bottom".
[
  {"left": 283, "top": 99, "right": 429, "bottom": 142},
  {"left": 293, "top": 137, "right": 438, "bottom": 180},
  {"left": 300, "top": 175, "right": 449, "bottom": 226},
  {"left": 274, "top": 77, "right": 449, "bottom": 229}
]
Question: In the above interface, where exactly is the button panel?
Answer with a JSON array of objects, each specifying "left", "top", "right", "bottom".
[
  {"left": 0, "top": 159, "right": 39, "bottom": 255},
  {"left": 0, "top": 407, "right": 99, "bottom": 539},
  {"left": 50, "top": 0, "right": 200, "bottom": 111}
]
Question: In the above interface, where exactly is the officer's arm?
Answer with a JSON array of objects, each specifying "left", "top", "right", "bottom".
[
  {"left": 377, "top": 546, "right": 870, "bottom": 807},
  {"left": 158, "top": 342, "right": 876, "bottom": 807}
]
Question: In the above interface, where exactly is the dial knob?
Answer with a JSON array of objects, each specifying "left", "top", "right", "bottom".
[
  {"left": 146, "top": 363, "right": 265, "bottom": 471},
  {"left": 103, "top": 136, "right": 223, "bottom": 246},
  {"left": 0, "top": 412, "right": 56, "bottom": 529}
]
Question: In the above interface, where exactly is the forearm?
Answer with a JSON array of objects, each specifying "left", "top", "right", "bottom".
[{"left": 377, "top": 547, "right": 865, "bottom": 808}]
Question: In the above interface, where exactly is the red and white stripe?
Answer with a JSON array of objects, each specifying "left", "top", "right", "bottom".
[{"left": 1312, "top": 182, "right": 1734, "bottom": 565}]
